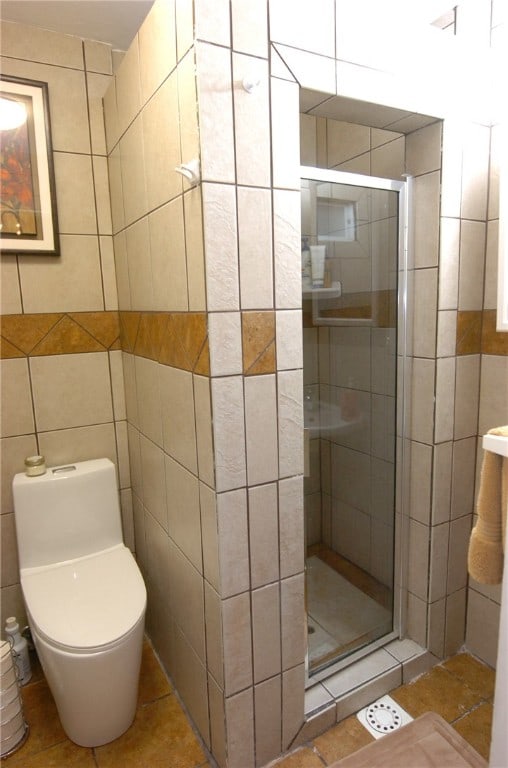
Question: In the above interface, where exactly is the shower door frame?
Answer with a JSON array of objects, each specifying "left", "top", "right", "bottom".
[{"left": 300, "top": 166, "right": 411, "bottom": 679}]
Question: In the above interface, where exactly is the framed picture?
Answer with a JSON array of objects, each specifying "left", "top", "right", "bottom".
[{"left": 0, "top": 75, "right": 59, "bottom": 255}]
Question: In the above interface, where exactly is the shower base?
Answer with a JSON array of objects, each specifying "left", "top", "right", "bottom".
[{"left": 307, "top": 554, "right": 392, "bottom": 670}]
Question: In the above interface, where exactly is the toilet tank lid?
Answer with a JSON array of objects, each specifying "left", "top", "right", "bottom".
[{"left": 21, "top": 545, "right": 146, "bottom": 651}]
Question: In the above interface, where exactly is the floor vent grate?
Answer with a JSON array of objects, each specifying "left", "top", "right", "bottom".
[{"left": 356, "top": 695, "right": 413, "bottom": 739}]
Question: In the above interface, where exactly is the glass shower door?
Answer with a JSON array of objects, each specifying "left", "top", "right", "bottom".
[{"left": 301, "top": 167, "right": 405, "bottom": 674}]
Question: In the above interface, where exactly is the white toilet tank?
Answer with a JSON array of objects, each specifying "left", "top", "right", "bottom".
[{"left": 13, "top": 459, "right": 124, "bottom": 570}]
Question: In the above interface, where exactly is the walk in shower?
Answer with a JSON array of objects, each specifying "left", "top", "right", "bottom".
[{"left": 301, "top": 167, "right": 407, "bottom": 674}]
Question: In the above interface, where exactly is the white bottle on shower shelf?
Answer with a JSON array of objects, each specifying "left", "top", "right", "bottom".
[
  {"left": 301, "top": 238, "right": 312, "bottom": 290},
  {"left": 4, "top": 617, "right": 31, "bottom": 686}
]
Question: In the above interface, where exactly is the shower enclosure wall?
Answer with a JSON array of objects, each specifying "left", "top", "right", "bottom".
[{"left": 301, "top": 167, "right": 407, "bottom": 673}]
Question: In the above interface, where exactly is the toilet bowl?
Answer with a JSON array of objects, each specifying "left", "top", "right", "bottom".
[{"left": 12, "top": 459, "right": 147, "bottom": 747}]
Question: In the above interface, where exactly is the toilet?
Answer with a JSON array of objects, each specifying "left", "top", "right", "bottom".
[{"left": 12, "top": 458, "right": 146, "bottom": 747}]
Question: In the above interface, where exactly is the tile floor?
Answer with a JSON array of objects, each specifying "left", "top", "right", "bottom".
[{"left": 5, "top": 641, "right": 494, "bottom": 768}]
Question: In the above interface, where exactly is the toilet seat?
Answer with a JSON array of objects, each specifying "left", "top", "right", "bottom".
[{"left": 21, "top": 544, "right": 146, "bottom": 653}]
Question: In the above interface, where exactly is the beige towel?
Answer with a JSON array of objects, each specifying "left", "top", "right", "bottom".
[{"left": 467, "top": 426, "right": 508, "bottom": 585}]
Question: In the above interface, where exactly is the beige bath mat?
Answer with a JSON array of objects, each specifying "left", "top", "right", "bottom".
[{"left": 331, "top": 711, "right": 487, "bottom": 767}]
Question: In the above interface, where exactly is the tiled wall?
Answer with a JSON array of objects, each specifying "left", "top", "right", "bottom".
[{"left": 0, "top": 23, "right": 129, "bottom": 629}]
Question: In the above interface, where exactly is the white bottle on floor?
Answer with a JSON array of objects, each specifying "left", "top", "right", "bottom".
[{"left": 4, "top": 617, "right": 31, "bottom": 686}]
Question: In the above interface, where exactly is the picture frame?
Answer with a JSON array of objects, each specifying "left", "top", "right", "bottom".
[{"left": 0, "top": 75, "right": 59, "bottom": 255}]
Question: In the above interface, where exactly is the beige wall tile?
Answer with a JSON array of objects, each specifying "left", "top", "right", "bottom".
[
  {"left": 326, "top": 120, "right": 370, "bottom": 168},
  {"left": 409, "top": 440, "right": 432, "bottom": 524},
  {"left": 168, "top": 541, "right": 205, "bottom": 661},
  {"left": 249, "top": 483, "right": 280, "bottom": 589},
  {"left": 0, "top": 56, "right": 90, "bottom": 153},
  {"left": 405, "top": 121, "right": 442, "bottom": 176},
  {"left": 120, "top": 488, "right": 135, "bottom": 551},
  {"left": 192, "top": 376, "right": 214, "bottom": 488},
  {"left": 407, "top": 519, "right": 429, "bottom": 601},
  {"left": 196, "top": 42, "right": 235, "bottom": 183},
  {"left": 166, "top": 455, "right": 202, "bottom": 570},
  {"left": 217, "top": 489, "right": 250, "bottom": 598},
  {"left": 269, "top": 0, "right": 335, "bottom": 56},
  {"left": 413, "top": 172, "right": 440, "bottom": 268},
  {"left": 19, "top": 236, "right": 103, "bottom": 313},
  {"left": 435, "top": 357, "right": 456, "bottom": 444},
  {"left": 406, "top": 591, "right": 427, "bottom": 647},
  {"left": 126, "top": 218, "right": 153, "bottom": 311},
  {"left": 174, "top": 0, "right": 193, "bottom": 60},
  {"left": 211, "top": 376, "right": 246, "bottom": 492},
  {"left": 115, "top": 38, "right": 142, "bottom": 135},
  {"left": 1, "top": 359, "right": 34, "bottom": 438},
  {"left": 279, "top": 476, "right": 304, "bottom": 579},
  {"left": 38, "top": 422, "right": 118, "bottom": 470},
  {"left": 203, "top": 183, "right": 239, "bottom": 312},
  {"left": 135, "top": 356, "right": 163, "bottom": 446},
  {"left": 113, "top": 231, "right": 132, "bottom": 311},
  {"left": 1, "top": 584, "right": 27, "bottom": 632},
  {"left": 447, "top": 514, "right": 472, "bottom": 594},
  {"left": 440, "top": 119, "right": 463, "bottom": 219},
  {"left": 438, "top": 217, "right": 460, "bottom": 310},
  {"left": 142, "top": 73, "right": 182, "bottom": 212},
  {"left": 86, "top": 72, "right": 111, "bottom": 155},
  {"left": 233, "top": 54, "right": 271, "bottom": 187},
  {"left": 484, "top": 220, "right": 499, "bottom": 310},
  {"left": 278, "top": 370, "right": 304, "bottom": 479},
  {"left": 450, "top": 437, "right": 476, "bottom": 520},
  {"left": 252, "top": 583, "right": 282, "bottom": 683},
  {"left": 232, "top": 0, "right": 269, "bottom": 57},
  {"left": 200, "top": 482, "right": 219, "bottom": 589},
  {"left": 458, "top": 220, "right": 486, "bottom": 311},
  {"left": 1, "top": 20, "right": 84, "bottom": 68},
  {"left": 276, "top": 310, "right": 303, "bottom": 371},
  {"left": 429, "top": 523, "right": 449, "bottom": 602},
  {"left": 115, "top": 420, "right": 130, "bottom": 489},
  {"left": 84, "top": 39, "right": 112, "bottom": 74},
  {"left": 271, "top": 77, "right": 300, "bottom": 191},
  {"left": 0, "top": 256, "right": 22, "bottom": 315},
  {"left": 461, "top": 123, "right": 490, "bottom": 221},
  {"left": 465, "top": 589, "right": 501, "bottom": 667},
  {"left": 93, "top": 157, "right": 113, "bottom": 235},
  {"left": 273, "top": 190, "right": 301, "bottom": 309},
  {"left": 108, "top": 145, "right": 125, "bottom": 235},
  {"left": 454, "top": 354, "right": 480, "bottom": 439},
  {"left": 149, "top": 197, "right": 188, "bottom": 312},
  {"left": 127, "top": 424, "right": 143, "bottom": 503},
  {"left": 99, "top": 236, "right": 118, "bottom": 310},
  {"left": 255, "top": 675, "right": 282, "bottom": 766},
  {"left": 208, "top": 677, "right": 226, "bottom": 767},
  {"left": 184, "top": 187, "right": 207, "bottom": 312},
  {"left": 371, "top": 137, "right": 405, "bottom": 179},
  {"left": 204, "top": 582, "right": 224, "bottom": 689},
  {"left": 138, "top": 0, "right": 177, "bottom": 103},
  {"left": 139, "top": 435, "right": 167, "bottom": 529},
  {"left": 173, "top": 629, "right": 210, "bottom": 744},
  {"left": 222, "top": 592, "right": 253, "bottom": 694},
  {"left": 478, "top": 355, "right": 508, "bottom": 435},
  {"left": 410, "top": 358, "right": 435, "bottom": 444},
  {"left": 275, "top": 45, "right": 336, "bottom": 97},
  {"left": 30, "top": 352, "right": 113, "bottom": 431},
  {"left": 0, "top": 513, "right": 20, "bottom": 587},
  {"left": 195, "top": 0, "right": 230, "bottom": 45},
  {"left": 427, "top": 598, "right": 445, "bottom": 658},
  {"left": 209, "top": 313, "right": 243, "bottom": 377},
  {"left": 122, "top": 352, "right": 139, "bottom": 428},
  {"left": 432, "top": 441, "right": 452, "bottom": 525},
  {"left": 245, "top": 375, "right": 278, "bottom": 486},
  {"left": 103, "top": 77, "right": 120, "bottom": 153},
  {"left": 120, "top": 116, "right": 148, "bottom": 226},
  {"left": 160, "top": 365, "right": 197, "bottom": 474},
  {"left": 281, "top": 573, "right": 306, "bottom": 671},
  {"left": 238, "top": 186, "right": 273, "bottom": 310},
  {"left": 412, "top": 268, "right": 438, "bottom": 358},
  {"left": 300, "top": 114, "right": 317, "bottom": 166},
  {"left": 1, "top": 435, "right": 38, "bottom": 515},
  {"left": 488, "top": 123, "right": 500, "bottom": 220},
  {"left": 225, "top": 688, "right": 255, "bottom": 768},
  {"left": 178, "top": 50, "right": 200, "bottom": 166},
  {"left": 445, "top": 587, "right": 467, "bottom": 657},
  {"left": 437, "top": 310, "right": 457, "bottom": 358},
  {"left": 282, "top": 664, "right": 305, "bottom": 749}
]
